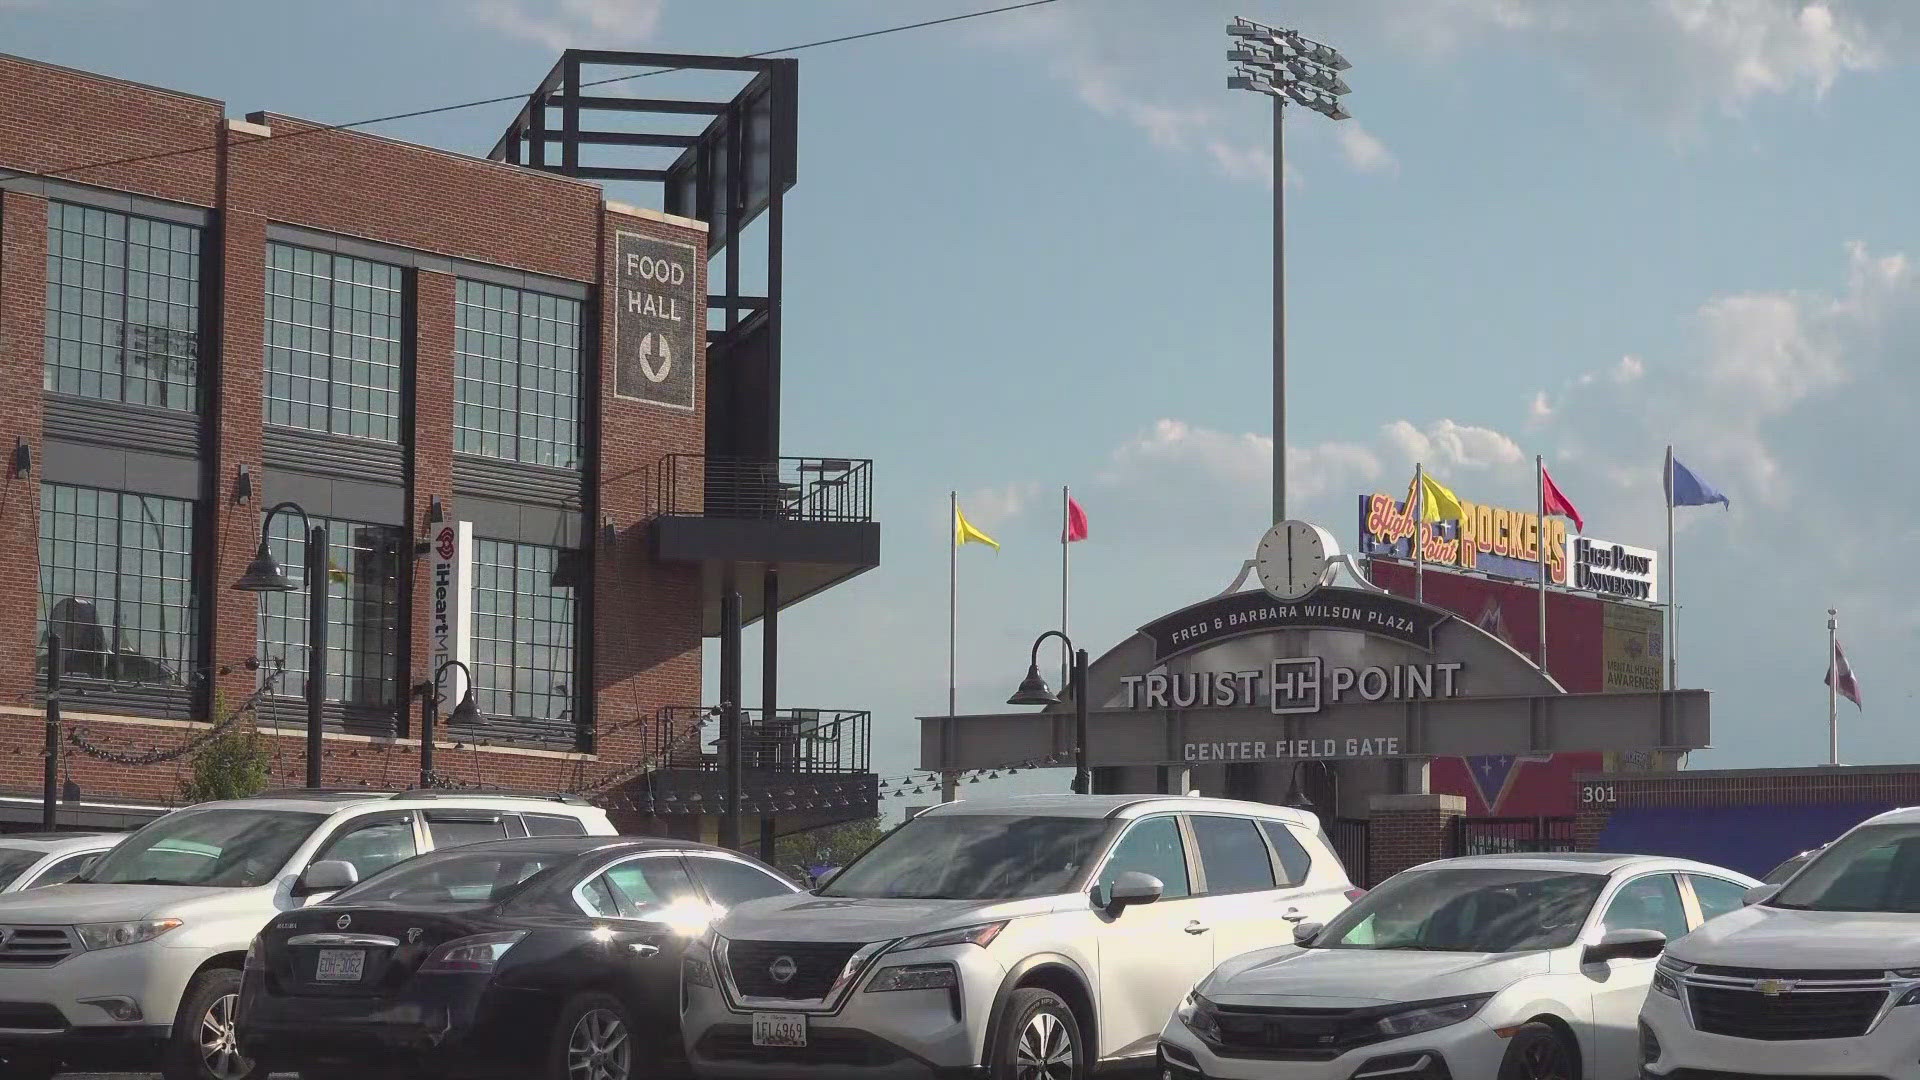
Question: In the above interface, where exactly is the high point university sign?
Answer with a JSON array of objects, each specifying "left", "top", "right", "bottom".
[
  {"left": 1567, "top": 535, "right": 1659, "bottom": 602},
  {"left": 613, "top": 231, "right": 698, "bottom": 410}
]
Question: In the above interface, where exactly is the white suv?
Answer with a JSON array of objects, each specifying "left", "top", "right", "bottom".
[
  {"left": 681, "top": 794, "right": 1360, "bottom": 1079},
  {"left": 0, "top": 788, "right": 614, "bottom": 1080},
  {"left": 1643, "top": 806, "right": 1920, "bottom": 1079}
]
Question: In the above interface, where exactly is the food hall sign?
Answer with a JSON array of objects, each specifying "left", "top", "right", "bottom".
[{"left": 613, "top": 231, "right": 698, "bottom": 411}]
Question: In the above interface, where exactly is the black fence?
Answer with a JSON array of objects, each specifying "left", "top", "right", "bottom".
[
  {"left": 654, "top": 455, "right": 873, "bottom": 522},
  {"left": 654, "top": 707, "right": 872, "bottom": 776},
  {"left": 1448, "top": 816, "right": 1578, "bottom": 858},
  {"left": 1325, "top": 817, "right": 1372, "bottom": 886}
]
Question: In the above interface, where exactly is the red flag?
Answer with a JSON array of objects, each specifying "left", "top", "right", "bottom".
[
  {"left": 1827, "top": 640, "right": 1862, "bottom": 709},
  {"left": 1063, "top": 497, "right": 1089, "bottom": 543},
  {"left": 1540, "top": 466, "right": 1584, "bottom": 531}
]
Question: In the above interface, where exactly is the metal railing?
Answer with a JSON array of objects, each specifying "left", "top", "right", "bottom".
[
  {"left": 654, "top": 707, "right": 871, "bottom": 776},
  {"left": 1448, "top": 816, "right": 1577, "bottom": 858},
  {"left": 1325, "top": 817, "right": 1372, "bottom": 887},
  {"left": 654, "top": 455, "right": 873, "bottom": 522}
]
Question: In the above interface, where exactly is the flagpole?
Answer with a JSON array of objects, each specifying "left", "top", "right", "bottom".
[
  {"left": 1536, "top": 455, "right": 1548, "bottom": 668},
  {"left": 1413, "top": 463, "right": 1425, "bottom": 603},
  {"left": 1666, "top": 446, "right": 1677, "bottom": 691},
  {"left": 1061, "top": 486, "right": 1071, "bottom": 689},
  {"left": 946, "top": 491, "right": 958, "bottom": 803},
  {"left": 1829, "top": 608, "right": 1839, "bottom": 766}
]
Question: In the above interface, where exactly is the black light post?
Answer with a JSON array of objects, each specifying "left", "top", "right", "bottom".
[
  {"left": 417, "top": 659, "right": 483, "bottom": 788},
  {"left": 1008, "top": 631, "right": 1091, "bottom": 795},
  {"left": 43, "top": 634, "right": 61, "bottom": 828},
  {"left": 233, "top": 501, "right": 328, "bottom": 788}
]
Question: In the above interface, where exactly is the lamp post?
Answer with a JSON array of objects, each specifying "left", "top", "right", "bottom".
[
  {"left": 416, "top": 659, "right": 483, "bottom": 789},
  {"left": 1227, "top": 16, "right": 1352, "bottom": 525},
  {"left": 1007, "top": 630, "right": 1091, "bottom": 795},
  {"left": 232, "top": 501, "right": 328, "bottom": 789}
]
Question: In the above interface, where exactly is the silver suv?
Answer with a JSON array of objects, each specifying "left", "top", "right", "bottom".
[
  {"left": 0, "top": 788, "right": 614, "bottom": 1080},
  {"left": 682, "top": 794, "right": 1360, "bottom": 1079}
]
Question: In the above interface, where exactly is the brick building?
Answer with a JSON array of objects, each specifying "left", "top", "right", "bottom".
[{"left": 0, "top": 50, "right": 879, "bottom": 846}]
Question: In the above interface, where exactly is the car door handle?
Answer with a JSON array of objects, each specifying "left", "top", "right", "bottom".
[
  {"left": 628, "top": 943, "right": 660, "bottom": 958},
  {"left": 1281, "top": 908, "right": 1308, "bottom": 923},
  {"left": 1184, "top": 921, "right": 1209, "bottom": 935}
]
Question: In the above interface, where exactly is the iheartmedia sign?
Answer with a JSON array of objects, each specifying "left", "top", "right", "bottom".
[
  {"left": 429, "top": 521, "right": 474, "bottom": 712},
  {"left": 1565, "top": 534, "right": 1658, "bottom": 602}
]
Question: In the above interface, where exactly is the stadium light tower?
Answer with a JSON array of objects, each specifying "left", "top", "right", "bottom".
[{"left": 1227, "top": 17, "right": 1351, "bottom": 525}]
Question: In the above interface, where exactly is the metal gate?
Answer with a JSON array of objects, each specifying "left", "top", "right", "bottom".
[
  {"left": 1325, "top": 817, "right": 1372, "bottom": 887},
  {"left": 1448, "top": 816, "right": 1576, "bottom": 857}
]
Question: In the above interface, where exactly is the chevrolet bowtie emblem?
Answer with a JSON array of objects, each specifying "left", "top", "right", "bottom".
[{"left": 1756, "top": 979, "right": 1796, "bottom": 997}]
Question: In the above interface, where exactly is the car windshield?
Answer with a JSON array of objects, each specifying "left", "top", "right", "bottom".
[
  {"left": 821, "top": 815, "right": 1111, "bottom": 900},
  {"left": 1314, "top": 867, "right": 1607, "bottom": 953},
  {"left": 1764, "top": 853, "right": 1813, "bottom": 885},
  {"left": 84, "top": 809, "right": 324, "bottom": 888},
  {"left": 1772, "top": 824, "right": 1920, "bottom": 912},
  {"left": 331, "top": 848, "right": 566, "bottom": 906},
  {"left": 0, "top": 849, "right": 42, "bottom": 890}
]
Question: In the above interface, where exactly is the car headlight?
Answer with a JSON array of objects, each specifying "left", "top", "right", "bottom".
[
  {"left": 891, "top": 922, "right": 1007, "bottom": 952},
  {"left": 419, "top": 931, "right": 528, "bottom": 974},
  {"left": 1651, "top": 969, "right": 1681, "bottom": 999},
  {"left": 684, "top": 952, "right": 717, "bottom": 988},
  {"left": 866, "top": 963, "right": 958, "bottom": 992},
  {"left": 76, "top": 919, "right": 182, "bottom": 951},
  {"left": 1372, "top": 995, "right": 1492, "bottom": 1039},
  {"left": 1177, "top": 991, "right": 1222, "bottom": 1043}
]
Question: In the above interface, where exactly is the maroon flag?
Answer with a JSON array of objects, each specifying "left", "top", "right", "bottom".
[
  {"left": 1827, "top": 640, "right": 1862, "bottom": 709},
  {"left": 1540, "top": 465, "right": 1585, "bottom": 532},
  {"left": 1063, "top": 497, "right": 1089, "bottom": 544}
]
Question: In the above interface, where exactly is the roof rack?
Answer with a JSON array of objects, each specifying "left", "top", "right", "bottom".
[
  {"left": 389, "top": 788, "right": 593, "bottom": 806},
  {"left": 253, "top": 789, "right": 401, "bottom": 800}
]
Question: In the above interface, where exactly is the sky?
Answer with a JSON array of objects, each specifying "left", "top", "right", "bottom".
[{"left": 7, "top": 0, "right": 1918, "bottom": 805}]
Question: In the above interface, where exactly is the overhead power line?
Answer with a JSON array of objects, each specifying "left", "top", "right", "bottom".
[{"left": 1, "top": 0, "right": 1064, "bottom": 186}]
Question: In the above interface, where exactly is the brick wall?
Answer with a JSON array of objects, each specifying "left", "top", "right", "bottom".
[
  {"left": 1367, "top": 793, "right": 1467, "bottom": 884},
  {"left": 1573, "top": 765, "right": 1920, "bottom": 849},
  {"left": 0, "top": 53, "right": 710, "bottom": 812}
]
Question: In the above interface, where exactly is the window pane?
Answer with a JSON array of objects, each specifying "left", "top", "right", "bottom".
[
  {"left": 316, "top": 818, "right": 418, "bottom": 883},
  {"left": 44, "top": 202, "right": 201, "bottom": 411},
  {"left": 257, "top": 515, "right": 402, "bottom": 713},
  {"left": 37, "top": 482, "right": 197, "bottom": 686},
  {"left": 454, "top": 280, "right": 582, "bottom": 467},
  {"left": 427, "top": 818, "right": 510, "bottom": 850},
  {"left": 1099, "top": 817, "right": 1190, "bottom": 900},
  {"left": 603, "top": 859, "right": 699, "bottom": 919},
  {"left": 524, "top": 813, "right": 588, "bottom": 837},
  {"left": 264, "top": 243, "right": 401, "bottom": 441},
  {"left": 469, "top": 537, "right": 580, "bottom": 746},
  {"left": 1602, "top": 874, "right": 1690, "bottom": 942},
  {"left": 689, "top": 857, "right": 793, "bottom": 908},
  {"left": 1261, "top": 821, "right": 1315, "bottom": 886},
  {"left": 1688, "top": 875, "right": 1749, "bottom": 923},
  {"left": 1191, "top": 816, "right": 1277, "bottom": 895}
]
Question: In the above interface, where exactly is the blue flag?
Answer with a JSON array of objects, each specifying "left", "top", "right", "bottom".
[{"left": 1667, "top": 456, "right": 1730, "bottom": 509}]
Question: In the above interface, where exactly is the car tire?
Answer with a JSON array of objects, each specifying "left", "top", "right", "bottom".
[
  {"left": 162, "top": 968, "right": 266, "bottom": 1080},
  {"left": 989, "top": 987, "right": 1083, "bottom": 1080},
  {"left": 1497, "top": 1021, "right": 1579, "bottom": 1080},
  {"left": 547, "top": 991, "right": 637, "bottom": 1080}
]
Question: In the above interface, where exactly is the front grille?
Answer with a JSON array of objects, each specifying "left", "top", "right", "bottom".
[
  {"left": 1664, "top": 1071, "right": 1888, "bottom": 1080},
  {"left": 725, "top": 941, "right": 862, "bottom": 1000},
  {"left": 0, "top": 1002, "right": 68, "bottom": 1030},
  {"left": 1688, "top": 985, "right": 1886, "bottom": 1041},
  {"left": 0, "top": 927, "right": 77, "bottom": 966},
  {"left": 1209, "top": 1005, "right": 1371, "bottom": 1061},
  {"left": 1693, "top": 965, "right": 1885, "bottom": 981},
  {"left": 697, "top": 1027, "right": 899, "bottom": 1067}
]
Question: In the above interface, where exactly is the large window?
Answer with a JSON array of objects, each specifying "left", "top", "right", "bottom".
[
  {"left": 454, "top": 280, "right": 583, "bottom": 468},
  {"left": 471, "top": 539, "right": 578, "bottom": 739},
  {"left": 38, "top": 483, "right": 196, "bottom": 686},
  {"left": 265, "top": 243, "right": 404, "bottom": 441},
  {"left": 256, "top": 514, "right": 404, "bottom": 709},
  {"left": 44, "top": 202, "right": 201, "bottom": 410}
]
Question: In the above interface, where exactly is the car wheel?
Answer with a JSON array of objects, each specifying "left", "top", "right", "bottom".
[
  {"left": 162, "top": 968, "right": 265, "bottom": 1080},
  {"left": 1497, "top": 1021, "right": 1578, "bottom": 1080},
  {"left": 990, "top": 987, "right": 1082, "bottom": 1080},
  {"left": 548, "top": 992, "right": 636, "bottom": 1080}
]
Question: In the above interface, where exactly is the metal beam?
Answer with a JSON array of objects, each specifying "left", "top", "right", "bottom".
[
  {"left": 547, "top": 95, "right": 729, "bottom": 116},
  {"left": 564, "top": 49, "right": 779, "bottom": 73},
  {"left": 575, "top": 130, "right": 701, "bottom": 148},
  {"left": 538, "top": 165, "right": 671, "bottom": 182}
]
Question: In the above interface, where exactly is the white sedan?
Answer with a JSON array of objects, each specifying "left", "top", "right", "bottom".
[{"left": 1157, "top": 852, "right": 1756, "bottom": 1080}]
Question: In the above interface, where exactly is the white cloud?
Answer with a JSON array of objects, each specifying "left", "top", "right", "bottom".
[
  {"left": 1337, "top": 123, "right": 1398, "bottom": 172},
  {"left": 1613, "top": 355, "right": 1646, "bottom": 383},
  {"left": 1528, "top": 390, "right": 1555, "bottom": 424},
  {"left": 467, "top": 0, "right": 664, "bottom": 50},
  {"left": 960, "top": 481, "right": 1044, "bottom": 529},
  {"left": 1382, "top": 418, "right": 1526, "bottom": 471}
]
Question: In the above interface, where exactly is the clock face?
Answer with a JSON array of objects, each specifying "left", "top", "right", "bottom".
[{"left": 1256, "top": 521, "right": 1331, "bottom": 601}]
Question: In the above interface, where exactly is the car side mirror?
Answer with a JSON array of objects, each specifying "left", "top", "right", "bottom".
[
  {"left": 1742, "top": 884, "right": 1779, "bottom": 906},
  {"left": 1582, "top": 927, "right": 1666, "bottom": 965},
  {"left": 1293, "top": 920, "right": 1324, "bottom": 946},
  {"left": 296, "top": 860, "right": 359, "bottom": 896},
  {"left": 1105, "top": 871, "right": 1164, "bottom": 912}
]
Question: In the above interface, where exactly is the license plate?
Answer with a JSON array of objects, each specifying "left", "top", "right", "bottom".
[
  {"left": 751, "top": 1012, "right": 807, "bottom": 1048},
  {"left": 315, "top": 948, "right": 366, "bottom": 982}
]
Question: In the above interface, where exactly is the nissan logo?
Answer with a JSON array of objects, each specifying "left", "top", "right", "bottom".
[
  {"left": 336, "top": 914, "right": 352, "bottom": 930},
  {"left": 769, "top": 956, "right": 798, "bottom": 985}
]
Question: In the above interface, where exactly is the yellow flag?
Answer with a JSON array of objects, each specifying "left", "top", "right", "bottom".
[
  {"left": 1419, "top": 473, "right": 1464, "bottom": 522},
  {"left": 954, "top": 503, "right": 999, "bottom": 550}
]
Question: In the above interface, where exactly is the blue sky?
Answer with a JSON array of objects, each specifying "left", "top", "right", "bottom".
[{"left": 10, "top": 0, "right": 1918, "bottom": 798}]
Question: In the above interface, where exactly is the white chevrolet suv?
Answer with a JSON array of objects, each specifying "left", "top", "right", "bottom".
[
  {"left": 681, "top": 794, "right": 1360, "bottom": 1079},
  {"left": 0, "top": 788, "right": 614, "bottom": 1080},
  {"left": 1643, "top": 806, "right": 1920, "bottom": 1079}
]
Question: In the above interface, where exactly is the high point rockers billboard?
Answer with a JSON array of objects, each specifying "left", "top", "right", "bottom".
[{"left": 1358, "top": 492, "right": 1659, "bottom": 602}]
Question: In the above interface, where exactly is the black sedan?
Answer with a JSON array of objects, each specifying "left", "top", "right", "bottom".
[{"left": 235, "top": 836, "right": 799, "bottom": 1080}]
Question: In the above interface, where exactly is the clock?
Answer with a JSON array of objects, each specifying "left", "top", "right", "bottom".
[{"left": 1256, "top": 520, "right": 1338, "bottom": 601}]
